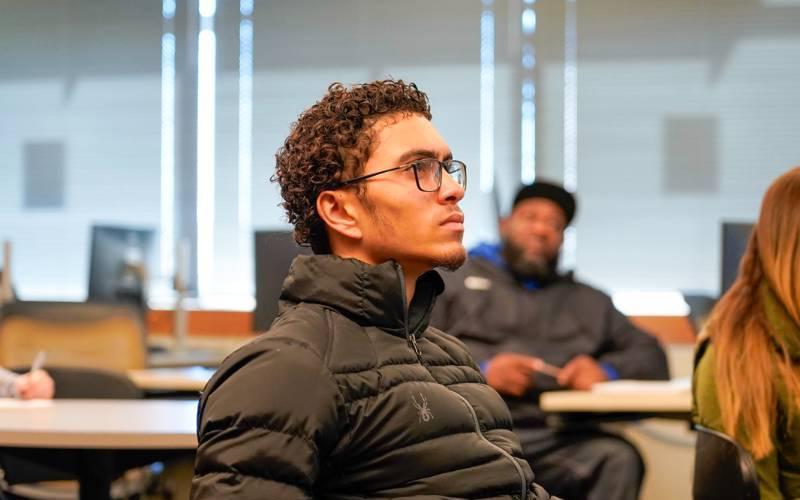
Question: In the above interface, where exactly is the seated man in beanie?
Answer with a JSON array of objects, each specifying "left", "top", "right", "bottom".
[
  {"left": 192, "top": 80, "right": 555, "bottom": 499},
  {"left": 432, "top": 180, "right": 669, "bottom": 500}
]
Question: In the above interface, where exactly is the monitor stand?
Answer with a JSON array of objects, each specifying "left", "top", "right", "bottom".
[
  {"left": 170, "top": 239, "right": 190, "bottom": 354},
  {"left": 173, "top": 288, "right": 188, "bottom": 352},
  {"left": 146, "top": 284, "right": 226, "bottom": 367},
  {"left": 1, "top": 241, "right": 14, "bottom": 304}
]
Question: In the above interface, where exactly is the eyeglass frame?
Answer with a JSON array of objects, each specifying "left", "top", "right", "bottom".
[{"left": 335, "top": 158, "right": 467, "bottom": 193}]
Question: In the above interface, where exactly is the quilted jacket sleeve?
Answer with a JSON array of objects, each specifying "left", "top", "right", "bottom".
[{"left": 191, "top": 337, "right": 345, "bottom": 499}]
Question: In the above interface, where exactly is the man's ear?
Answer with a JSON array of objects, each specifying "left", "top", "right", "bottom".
[{"left": 316, "top": 190, "right": 363, "bottom": 241}]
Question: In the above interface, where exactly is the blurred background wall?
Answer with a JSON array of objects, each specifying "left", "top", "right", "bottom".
[{"left": 1, "top": 0, "right": 798, "bottom": 310}]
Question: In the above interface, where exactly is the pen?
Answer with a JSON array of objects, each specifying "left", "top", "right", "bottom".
[
  {"left": 30, "top": 351, "right": 46, "bottom": 372},
  {"left": 531, "top": 358, "right": 561, "bottom": 378}
]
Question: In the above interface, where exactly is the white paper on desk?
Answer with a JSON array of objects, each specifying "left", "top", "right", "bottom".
[
  {"left": 591, "top": 377, "right": 691, "bottom": 394},
  {"left": 0, "top": 398, "right": 54, "bottom": 409}
]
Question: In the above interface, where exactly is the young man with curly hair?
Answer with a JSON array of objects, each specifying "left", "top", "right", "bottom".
[{"left": 192, "top": 80, "right": 555, "bottom": 499}]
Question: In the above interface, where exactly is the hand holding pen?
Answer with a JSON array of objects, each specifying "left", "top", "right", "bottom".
[
  {"left": 529, "top": 357, "right": 562, "bottom": 378},
  {"left": 486, "top": 352, "right": 609, "bottom": 394},
  {"left": 556, "top": 354, "right": 610, "bottom": 390},
  {"left": 15, "top": 351, "right": 54, "bottom": 400},
  {"left": 30, "top": 350, "right": 46, "bottom": 373},
  {"left": 484, "top": 353, "right": 563, "bottom": 397}
]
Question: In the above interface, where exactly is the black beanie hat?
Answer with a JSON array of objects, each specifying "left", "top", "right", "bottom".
[{"left": 512, "top": 180, "right": 577, "bottom": 224}]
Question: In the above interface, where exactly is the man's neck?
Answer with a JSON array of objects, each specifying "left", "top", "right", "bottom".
[{"left": 402, "top": 268, "right": 420, "bottom": 308}]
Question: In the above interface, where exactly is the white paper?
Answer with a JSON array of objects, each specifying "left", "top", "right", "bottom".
[
  {"left": 0, "top": 398, "right": 54, "bottom": 409},
  {"left": 591, "top": 377, "right": 691, "bottom": 394}
]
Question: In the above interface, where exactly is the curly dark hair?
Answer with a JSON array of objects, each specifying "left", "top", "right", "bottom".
[{"left": 272, "top": 79, "right": 432, "bottom": 254}]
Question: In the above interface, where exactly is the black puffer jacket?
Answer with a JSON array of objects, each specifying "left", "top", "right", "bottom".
[{"left": 193, "top": 255, "right": 553, "bottom": 499}]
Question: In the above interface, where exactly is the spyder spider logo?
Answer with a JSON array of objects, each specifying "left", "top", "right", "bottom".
[{"left": 412, "top": 392, "right": 434, "bottom": 423}]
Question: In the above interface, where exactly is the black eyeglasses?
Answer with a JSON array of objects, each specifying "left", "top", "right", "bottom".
[{"left": 338, "top": 158, "right": 467, "bottom": 193}]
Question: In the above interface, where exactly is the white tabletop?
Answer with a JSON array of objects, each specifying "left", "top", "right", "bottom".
[
  {"left": 128, "top": 367, "right": 214, "bottom": 392},
  {"left": 540, "top": 391, "right": 691, "bottom": 413},
  {"left": 539, "top": 380, "right": 692, "bottom": 415},
  {"left": 0, "top": 399, "right": 198, "bottom": 449}
]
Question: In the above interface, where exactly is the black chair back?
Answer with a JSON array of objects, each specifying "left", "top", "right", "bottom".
[
  {"left": 693, "top": 424, "right": 760, "bottom": 500},
  {"left": 47, "top": 366, "right": 143, "bottom": 399},
  {"left": 253, "top": 230, "right": 311, "bottom": 332}
]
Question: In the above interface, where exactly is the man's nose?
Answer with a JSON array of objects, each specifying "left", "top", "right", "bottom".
[
  {"left": 529, "top": 219, "right": 553, "bottom": 237},
  {"left": 438, "top": 171, "right": 465, "bottom": 203}
]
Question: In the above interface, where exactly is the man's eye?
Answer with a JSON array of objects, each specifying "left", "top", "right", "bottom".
[
  {"left": 417, "top": 159, "right": 438, "bottom": 171},
  {"left": 408, "top": 162, "right": 424, "bottom": 174}
]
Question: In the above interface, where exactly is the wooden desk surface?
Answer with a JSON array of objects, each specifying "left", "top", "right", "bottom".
[
  {"left": 128, "top": 367, "right": 214, "bottom": 392},
  {"left": 0, "top": 399, "right": 198, "bottom": 449}
]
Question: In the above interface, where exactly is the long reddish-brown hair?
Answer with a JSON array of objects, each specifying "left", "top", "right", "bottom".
[{"left": 709, "top": 166, "right": 800, "bottom": 459}]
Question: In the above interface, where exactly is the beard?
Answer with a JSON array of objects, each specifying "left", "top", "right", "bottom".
[
  {"left": 433, "top": 245, "right": 467, "bottom": 271},
  {"left": 502, "top": 238, "right": 560, "bottom": 284}
]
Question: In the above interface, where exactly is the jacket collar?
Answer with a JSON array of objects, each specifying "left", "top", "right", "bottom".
[{"left": 278, "top": 254, "right": 445, "bottom": 339}]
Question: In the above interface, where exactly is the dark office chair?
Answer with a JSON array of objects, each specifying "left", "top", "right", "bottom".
[
  {"left": 682, "top": 293, "right": 717, "bottom": 335},
  {"left": 253, "top": 230, "right": 311, "bottom": 332},
  {"left": 0, "top": 367, "right": 168, "bottom": 500},
  {"left": 693, "top": 424, "right": 760, "bottom": 500},
  {"left": 48, "top": 366, "right": 143, "bottom": 399}
]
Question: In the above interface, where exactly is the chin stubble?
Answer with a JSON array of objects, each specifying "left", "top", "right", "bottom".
[{"left": 434, "top": 247, "right": 467, "bottom": 271}]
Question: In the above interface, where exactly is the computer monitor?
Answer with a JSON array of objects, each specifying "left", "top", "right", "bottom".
[
  {"left": 720, "top": 222, "right": 754, "bottom": 296},
  {"left": 88, "top": 224, "right": 155, "bottom": 315},
  {"left": 253, "top": 230, "right": 311, "bottom": 332}
]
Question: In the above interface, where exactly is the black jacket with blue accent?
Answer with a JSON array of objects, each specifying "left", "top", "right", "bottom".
[
  {"left": 431, "top": 256, "right": 670, "bottom": 429},
  {"left": 192, "top": 255, "right": 553, "bottom": 499}
]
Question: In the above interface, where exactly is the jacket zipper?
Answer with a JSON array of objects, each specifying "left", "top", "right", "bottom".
[
  {"left": 408, "top": 332, "right": 423, "bottom": 361},
  {"left": 453, "top": 392, "right": 528, "bottom": 499},
  {"left": 395, "top": 263, "right": 423, "bottom": 363},
  {"left": 394, "top": 263, "right": 527, "bottom": 499}
]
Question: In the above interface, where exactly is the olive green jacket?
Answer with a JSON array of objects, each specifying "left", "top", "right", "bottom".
[{"left": 693, "top": 283, "right": 800, "bottom": 500}]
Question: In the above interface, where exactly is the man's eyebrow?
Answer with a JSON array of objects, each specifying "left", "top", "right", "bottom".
[{"left": 395, "top": 148, "right": 453, "bottom": 164}]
